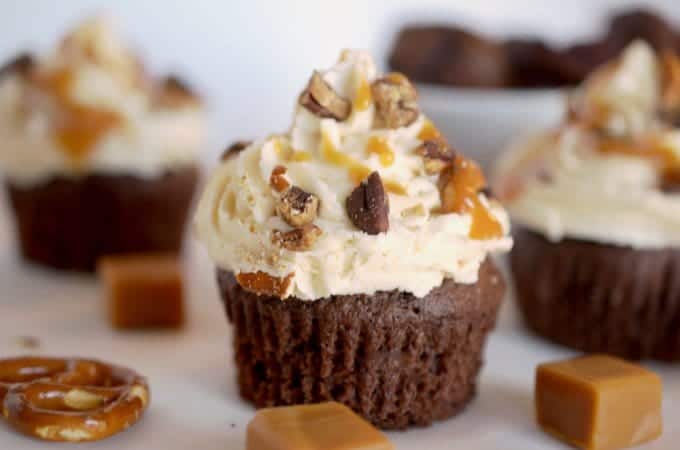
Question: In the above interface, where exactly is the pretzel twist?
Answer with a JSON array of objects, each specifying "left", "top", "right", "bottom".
[{"left": 0, "top": 357, "right": 149, "bottom": 442}]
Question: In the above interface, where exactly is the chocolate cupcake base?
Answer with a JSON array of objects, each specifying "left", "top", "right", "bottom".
[
  {"left": 512, "top": 228, "right": 680, "bottom": 361},
  {"left": 217, "top": 260, "right": 505, "bottom": 429},
  {"left": 6, "top": 167, "right": 199, "bottom": 272}
]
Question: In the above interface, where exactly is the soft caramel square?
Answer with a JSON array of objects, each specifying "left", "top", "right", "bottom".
[
  {"left": 536, "top": 355, "right": 663, "bottom": 450},
  {"left": 247, "top": 402, "right": 393, "bottom": 450},
  {"left": 98, "top": 253, "right": 185, "bottom": 329}
]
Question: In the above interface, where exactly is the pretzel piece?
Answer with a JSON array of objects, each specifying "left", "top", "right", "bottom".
[{"left": 0, "top": 356, "right": 149, "bottom": 442}]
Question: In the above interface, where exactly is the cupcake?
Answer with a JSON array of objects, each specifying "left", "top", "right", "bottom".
[
  {"left": 494, "top": 41, "right": 680, "bottom": 361},
  {"left": 0, "top": 17, "right": 204, "bottom": 271},
  {"left": 195, "top": 50, "right": 512, "bottom": 428}
]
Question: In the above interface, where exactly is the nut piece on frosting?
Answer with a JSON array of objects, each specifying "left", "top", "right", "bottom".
[
  {"left": 346, "top": 171, "right": 389, "bottom": 235},
  {"left": 269, "top": 165, "right": 290, "bottom": 192},
  {"left": 272, "top": 224, "right": 323, "bottom": 252},
  {"left": 371, "top": 73, "right": 419, "bottom": 128},
  {"left": 415, "top": 139, "right": 456, "bottom": 174},
  {"left": 299, "top": 71, "right": 352, "bottom": 120},
  {"left": 276, "top": 186, "right": 320, "bottom": 227}
]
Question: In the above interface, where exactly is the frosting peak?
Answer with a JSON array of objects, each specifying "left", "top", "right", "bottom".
[{"left": 195, "top": 51, "right": 512, "bottom": 300}]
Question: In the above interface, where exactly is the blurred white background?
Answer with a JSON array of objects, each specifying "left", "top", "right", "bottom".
[{"left": 1, "top": 0, "right": 679, "bottom": 162}]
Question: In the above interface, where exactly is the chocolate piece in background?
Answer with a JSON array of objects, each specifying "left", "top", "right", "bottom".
[
  {"left": 221, "top": 140, "right": 252, "bottom": 161},
  {"left": 389, "top": 8, "right": 680, "bottom": 88},
  {"left": 512, "top": 227, "right": 680, "bottom": 361},
  {"left": 218, "top": 259, "right": 505, "bottom": 429},
  {"left": 389, "top": 26, "right": 509, "bottom": 88}
]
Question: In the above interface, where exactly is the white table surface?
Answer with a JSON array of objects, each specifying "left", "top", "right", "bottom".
[{"left": 0, "top": 197, "right": 677, "bottom": 450}]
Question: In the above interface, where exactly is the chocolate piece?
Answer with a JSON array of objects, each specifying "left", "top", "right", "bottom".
[
  {"left": 152, "top": 74, "right": 200, "bottom": 109},
  {"left": 276, "top": 186, "right": 320, "bottom": 227},
  {"left": 389, "top": 26, "right": 509, "bottom": 88},
  {"left": 608, "top": 9, "right": 677, "bottom": 53},
  {"left": 536, "top": 355, "right": 663, "bottom": 450},
  {"left": 98, "top": 253, "right": 184, "bottom": 329},
  {"left": 247, "top": 402, "right": 394, "bottom": 450},
  {"left": 346, "top": 171, "right": 389, "bottom": 234},
  {"left": 217, "top": 259, "right": 505, "bottom": 429},
  {"left": 272, "top": 224, "right": 322, "bottom": 251},
  {"left": 5, "top": 167, "right": 199, "bottom": 272},
  {"left": 512, "top": 227, "right": 680, "bottom": 361},
  {"left": 221, "top": 140, "right": 252, "bottom": 161},
  {"left": 0, "top": 53, "right": 34, "bottom": 78},
  {"left": 505, "top": 39, "right": 573, "bottom": 87},
  {"left": 299, "top": 71, "right": 351, "bottom": 121},
  {"left": 415, "top": 139, "right": 455, "bottom": 174},
  {"left": 371, "top": 75, "right": 419, "bottom": 128}
]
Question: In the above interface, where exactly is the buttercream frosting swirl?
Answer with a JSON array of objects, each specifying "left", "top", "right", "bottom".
[{"left": 195, "top": 50, "right": 511, "bottom": 300}]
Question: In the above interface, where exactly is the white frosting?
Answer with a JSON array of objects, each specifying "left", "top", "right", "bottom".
[
  {"left": 195, "top": 51, "right": 512, "bottom": 301},
  {"left": 495, "top": 42, "right": 680, "bottom": 249},
  {"left": 0, "top": 17, "right": 205, "bottom": 186}
]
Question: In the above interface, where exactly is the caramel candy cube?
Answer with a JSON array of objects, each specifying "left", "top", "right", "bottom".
[
  {"left": 247, "top": 402, "right": 393, "bottom": 450},
  {"left": 536, "top": 355, "right": 663, "bottom": 450},
  {"left": 98, "top": 253, "right": 185, "bottom": 329}
]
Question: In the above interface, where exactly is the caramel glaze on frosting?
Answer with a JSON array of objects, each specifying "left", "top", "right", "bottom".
[
  {"left": 494, "top": 41, "right": 680, "bottom": 249},
  {"left": 195, "top": 50, "right": 512, "bottom": 300},
  {"left": 0, "top": 16, "right": 205, "bottom": 185}
]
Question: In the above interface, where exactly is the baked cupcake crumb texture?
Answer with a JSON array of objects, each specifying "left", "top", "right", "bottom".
[{"left": 195, "top": 50, "right": 512, "bottom": 300}]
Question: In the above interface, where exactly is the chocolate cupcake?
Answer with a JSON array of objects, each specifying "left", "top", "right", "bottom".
[
  {"left": 0, "top": 17, "right": 204, "bottom": 271},
  {"left": 195, "top": 51, "right": 512, "bottom": 428},
  {"left": 494, "top": 42, "right": 680, "bottom": 361}
]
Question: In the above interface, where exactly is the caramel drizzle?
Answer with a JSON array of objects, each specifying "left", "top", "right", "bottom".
[
  {"left": 353, "top": 75, "right": 372, "bottom": 112},
  {"left": 365, "top": 136, "right": 394, "bottom": 167},
  {"left": 33, "top": 68, "right": 122, "bottom": 163},
  {"left": 320, "top": 133, "right": 406, "bottom": 195},
  {"left": 598, "top": 138, "right": 680, "bottom": 184},
  {"left": 440, "top": 156, "right": 503, "bottom": 240}
]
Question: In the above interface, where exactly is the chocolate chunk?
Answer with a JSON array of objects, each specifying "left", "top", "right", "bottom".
[
  {"left": 346, "top": 172, "right": 389, "bottom": 234},
  {"left": 163, "top": 75, "right": 194, "bottom": 95},
  {"left": 661, "top": 170, "right": 680, "bottom": 193},
  {"left": 221, "top": 140, "right": 252, "bottom": 161},
  {"left": 505, "top": 39, "right": 573, "bottom": 87},
  {"left": 415, "top": 140, "right": 455, "bottom": 174},
  {"left": 608, "top": 9, "right": 677, "bottom": 53},
  {"left": 0, "top": 53, "right": 34, "bottom": 78},
  {"left": 299, "top": 71, "right": 351, "bottom": 120},
  {"left": 276, "top": 186, "right": 320, "bottom": 227},
  {"left": 388, "top": 26, "right": 510, "bottom": 88},
  {"left": 371, "top": 75, "right": 419, "bottom": 129},
  {"left": 272, "top": 224, "right": 322, "bottom": 252}
]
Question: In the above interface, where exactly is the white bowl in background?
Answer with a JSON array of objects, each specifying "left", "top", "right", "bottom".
[{"left": 417, "top": 83, "right": 567, "bottom": 171}]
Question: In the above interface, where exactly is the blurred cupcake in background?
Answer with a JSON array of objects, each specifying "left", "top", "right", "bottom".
[
  {"left": 0, "top": 16, "right": 205, "bottom": 271},
  {"left": 494, "top": 41, "right": 680, "bottom": 361}
]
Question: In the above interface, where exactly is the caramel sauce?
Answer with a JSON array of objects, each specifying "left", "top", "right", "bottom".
[
  {"left": 599, "top": 138, "right": 680, "bottom": 186},
  {"left": 439, "top": 156, "right": 502, "bottom": 239},
  {"left": 236, "top": 271, "right": 294, "bottom": 298},
  {"left": 321, "top": 133, "right": 406, "bottom": 195},
  {"left": 365, "top": 136, "right": 395, "bottom": 167},
  {"left": 290, "top": 151, "right": 312, "bottom": 162},
  {"left": 34, "top": 68, "right": 121, "bottom": 162},
  {"left": 417, "top": 120, "right": 442, "bottom": 141},
  {"left": 274, "top": 138, "right": 312, "bottom": 163},
  {"left": 354, "top": 75, "right": 372, "bottom": 112}
]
